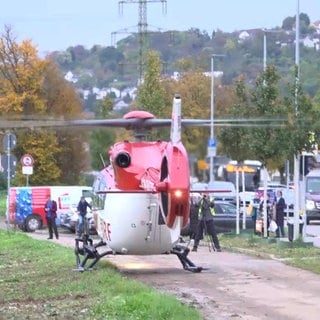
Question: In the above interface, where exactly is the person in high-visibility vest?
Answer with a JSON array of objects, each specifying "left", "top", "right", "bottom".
[{"left": 192, "top": 193, "right": 221, "bottom": 252}]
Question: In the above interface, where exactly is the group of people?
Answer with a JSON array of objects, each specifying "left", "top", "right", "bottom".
[
  {"left": 181, "top": 189, "right": 287, "bottom": 252},
  {"left": 181, "top": 193, "right": 221, "bottom": 252},
  {"left": 250, "top": 190, "right": 286, "bottom": 238},
  {"left": 44, "top": 195, "right": 92, "bottom": 240}
]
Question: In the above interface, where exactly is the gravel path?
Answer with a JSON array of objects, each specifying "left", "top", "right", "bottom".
[{"left": 3, "top": 220, "right": 320, "bottom": 320}]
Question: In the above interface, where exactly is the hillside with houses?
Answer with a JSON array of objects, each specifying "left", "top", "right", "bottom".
[{"left": 48, "top": 13, "right": 320, "bottom": 112}]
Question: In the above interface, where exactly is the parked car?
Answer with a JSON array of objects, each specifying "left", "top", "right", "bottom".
[
  {"left": 213, "top": 201, "right": 254, "bottom": 233},
  {"left": 59, "top": 208, "right": 96, "bottom": 234},
  {"left": 208, "top": 181, "right": 237, "bottom": 205},
  {"left": 191, "top": 181, "right": 237, "bottom": 205},
  {"left": 181, "top": 200, "right": 253, "bottom": 236}
]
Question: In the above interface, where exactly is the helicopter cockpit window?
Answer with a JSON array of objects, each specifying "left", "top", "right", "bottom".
[
  {"left": 82, "top": 190, "right": 93, "bottom": 199},
  {"left": 92, "top": 174, "right": 108, "bottom": 209},
  {"left": 93, "top": 193, "right": 105, "bottom": 210}
]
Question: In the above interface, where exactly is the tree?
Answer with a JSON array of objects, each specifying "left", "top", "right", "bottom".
[
  {"left": 163, "top": 71, "right": 211, "bottom": 158},
  {"left": 14, "top": 130, "right": 61, "bottom": 185},
  {"left": 136, "top": 50, "right": 167, "bottom": 116},
  {"left": 220, "top": 67, "right": 290, "bottom": 167},
  {"left": 299, "top": 13, "right": 310, "bottom": 28},
  {"left": 219, "top": 65, "right": 319, "bottom": 182},
  {"left": 219, "top": 75, "right": 255, "bottom": 162},
  {"left": 42, "top": 60, "right": 89, "bottom": 185},
  {"left": 0, "top": 26, "right": 48, "bottom": 115},
  {"left": 282, "top": 66, "right": 320, "bottom": 157},
  {"left": 0, "top": 26, "right": 88, "bottom": 185},
  {"left": 282, "top": 16, "right": 295, "bottom": 30},
  {"left": 136, "top": 50, "right": 170, "bottom": 141},
  {"left": 162, "top": 69, "right": 237, "bottom": 164},
  {"left": 248, "top": 66, "right": 290, "bottom": 168},
  {"left": 90, "top": 97, "right": 116, "bottom": 170}
]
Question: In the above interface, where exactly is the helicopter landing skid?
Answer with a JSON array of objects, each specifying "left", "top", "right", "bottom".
[
  {"left": 171, "top": 244, "right": 206, "bottom": 273},
  {"left": 73, "top": 234, "right": 112, "bottom": 272}
]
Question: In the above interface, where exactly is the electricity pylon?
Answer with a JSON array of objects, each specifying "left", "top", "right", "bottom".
[{"left": 117, "top": 0, "right": 167, "bottom": 83}]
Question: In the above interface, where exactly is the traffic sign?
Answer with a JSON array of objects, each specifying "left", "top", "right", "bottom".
[
  {"left": 22, "top": 166, "right": 33, "bottom": 175},
  {"left": 208, "top": 138, "right": 217, "bottom": 147},
  {"left": 1, "top": 154, "right": 17, "bottom": 178},
  {"left": 3, "top": 133, "right": 16, "bottom": 151},
  {"left": 21, "top": 154, "right": 34, "bottom": 167},
  {"left": 207, "top": 138, "right": 217, "bottom": 157}
]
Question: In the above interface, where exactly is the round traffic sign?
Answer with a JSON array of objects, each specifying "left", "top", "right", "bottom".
[{"left": 21, "top": 154, "right": 34, "bottom": 166}]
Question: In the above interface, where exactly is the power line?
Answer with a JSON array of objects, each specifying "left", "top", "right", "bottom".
[{"left": 117, "top": 0, "right": 167, "bottom": 83}]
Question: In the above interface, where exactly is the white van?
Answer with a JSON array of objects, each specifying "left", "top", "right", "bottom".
[{"left": 8, "top": 186, "right": 92, "bottom": 232}]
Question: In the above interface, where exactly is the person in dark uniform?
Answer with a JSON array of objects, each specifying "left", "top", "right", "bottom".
[
  {"left": 76, "top": 196, "right": 92, "bottom": 236},
  {"left": 189, "top": 194, "right": 199, "bottom": 240},
  {"left": 253, "top": 173, "right": 260, "bottom": 190},
  {"left": 275, "top": 190, "right": 286, "bottom": 238},
  {"left": 44, "top": 195, "right": 59, "bottom": 240},
  {"left": 180, "top": 194, "right": 199, "bottom": 241},
  {"left": 192, "top": 193, "right": 221, "bottom": 252}
]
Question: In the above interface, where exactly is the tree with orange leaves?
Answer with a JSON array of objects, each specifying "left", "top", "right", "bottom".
[{"left": 0, "top": 26, "right": 88, "bottom": 186}]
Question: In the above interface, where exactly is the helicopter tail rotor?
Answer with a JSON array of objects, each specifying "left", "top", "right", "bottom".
[
  {"left": 157, "top": 143, "right": 190, "bottom": 229},
  {"left": 157, "top": 95, "right": 190, "bottom": 229}
]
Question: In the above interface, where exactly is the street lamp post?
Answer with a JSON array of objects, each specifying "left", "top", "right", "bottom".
[
  {"left": 293, "top": 0, "right": 301, "bottom": 241},
  {"left": 209, "top": 54, "right": 224, "bottom": 184},
  {"left": 263, "top": 30, "right": 267, "bottom": 71}
]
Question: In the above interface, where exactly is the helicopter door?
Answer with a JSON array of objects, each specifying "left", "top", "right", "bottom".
[{"left": 145, "top": 196, "right": 158, "bottom": 241}]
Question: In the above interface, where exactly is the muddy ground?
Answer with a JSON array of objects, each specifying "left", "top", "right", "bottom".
[{"left": 5, "top": 224, "right": 320, "bottom": 320}]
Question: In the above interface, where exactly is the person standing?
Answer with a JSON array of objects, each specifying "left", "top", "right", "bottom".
[
  {"left": 259, "top": 194, "right": 272, "bottom": 237},
  {"left": 180, "top": 194, "right": 199, "bottom": 241},
  {"left": 76, "top": 196, "right": 92, "bottom": 236},
  {"left": 275, "top": 190, "right": 286, "bottom": 238},
  {"left": 179, "top": 194, "right": 199, "bottom": 243},
  {"left": 44, "top": 195, "right": 59, "bottom": 240},
  {"left": 189, "top": 194, "right": 200, "bottom": 241},
  {"left": 250, "top": 193, "right": 261, "bottom": 235},
  {"left": 192, "top": 194, "right": 221, "bottom": 252}
]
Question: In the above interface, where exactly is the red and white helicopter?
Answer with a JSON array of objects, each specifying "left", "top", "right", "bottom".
[
  {"left": 77, "top": 94, "right": 209, "bottom": 272},
  {"left": 3, "top": 94, "right": 284, "bottom": 272}
]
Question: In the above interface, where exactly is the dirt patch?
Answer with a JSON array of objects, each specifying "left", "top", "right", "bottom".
[{"left": 7, "top": 224, "right": 320, "bottom": 320}]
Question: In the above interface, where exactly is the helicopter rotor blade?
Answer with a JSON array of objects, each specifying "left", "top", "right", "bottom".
[{"left": 0, "top": 117, "right": 288, "bottom": 130}]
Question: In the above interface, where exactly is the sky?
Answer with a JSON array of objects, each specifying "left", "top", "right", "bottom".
[{"left": 0, "top": 0, "right": 319, "bottom": 55}]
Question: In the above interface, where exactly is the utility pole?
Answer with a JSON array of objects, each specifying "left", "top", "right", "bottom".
[
  {"left": 208, "top": 54, "right": 224, "bottom": 184},
  {"left": 293, "top": 0, "right": 301, "bottom": 241},
  {"left": 118, "top": 0, "right": 167, "bottom": 83}
]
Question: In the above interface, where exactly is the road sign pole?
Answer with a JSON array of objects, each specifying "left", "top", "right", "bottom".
[
  {"left": 2, "top": 132, "right": 17, "bottom": 228},
  {"left": 7, "top": 144, "right": 10, "bottom": 225}
]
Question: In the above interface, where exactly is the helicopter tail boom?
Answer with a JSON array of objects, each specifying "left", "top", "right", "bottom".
[{"left": 170, "top": 94, "right": 182, "bottom": 145}]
